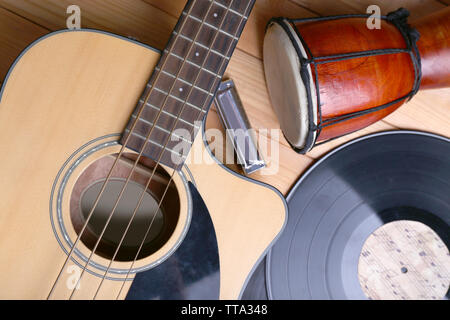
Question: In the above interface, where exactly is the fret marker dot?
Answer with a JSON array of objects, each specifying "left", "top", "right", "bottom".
[
  {"left": 179, "top": 88, "right": 184, "bottom": 92},
  {"left": 195, "top": 52, "right": 200, "bottom": 57},
  {"left": 213, "top": 13, "right": 218, "bottom": 18}
]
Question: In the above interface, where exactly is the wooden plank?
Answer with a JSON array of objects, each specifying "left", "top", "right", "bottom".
[
  {"left": 383, "top": 89, "right": 450, "bottom": 137},
  {"left": 290, "top": 0, "right": 446, "bottom": 19},
  {"left": 141, "top": 0, "right": 450, "bottom": 157},
  {"left": 143, "top": 0, "right": 315, "bottom": 59},
  {"left": 307, "top": 121, "right": 398, "bottom": 159},
  {"left": 141, "top": 0, "right": 184, "bottom": 17},
  {"left": 1, "top": 0, "right": 448, "bottom": 195},
  {"left": 0, "top": 0, "right": 177, "bottom": 50},
  {"left": 0, "top": 7, "right": 48, "bottom": 83},
  {"left": 0, "top": 0, "right": 314, "bottom": 59},
  {"left": 205, "top": 108, "right": 313, "bottom": 194},
  {"left": 225, "top": 48, "right": 285, "bottom": 137},
  {"left": 236, "top": 0, "right": 315, "bottom": 60}
]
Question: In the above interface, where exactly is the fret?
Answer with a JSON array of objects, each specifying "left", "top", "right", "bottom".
[
  {"left": 148, "top": 84, "right": 193, "bottom": 108},
  {"left": 174, "top": 18, "right": 239, "bottom": 48},
  {"left": 159, "top": 69, "right": 191, "bottom": 87},
  {"left": 212, "top": 1, "right": 249, "bottom": 19},
  {"left": 164, "top": 74, "right": 214, "bottom": 98},
  {"left": 203, "top": 1, "right": 249, "bottom": 20},
  {"left": 127, "top": 108, "right": 197, "bottom": 144},
  {"left": 129, "top": 119, "right": 193, "bottom": 154},
  {"left": 146, "top": 82, "right": 209, "bottom": 113},
  {"left": 131, "top": 115, "right": 192, "bottom": 144},
  {"left": 189, "top": 0, "right": 228, "bottom": 27},
  {"left": 158, "top": 69, "right": 214, "bottom": 97},
  {"left": 158, "top": 62, "right": 220, "bottom": 95},
  {"left": 135, "top": 100, "right": 202, "bottom": 149},
  {"left": 164, "top": 50, "right": 222, "bottom": 79},
  {"left": 153, "top": 66, "right": 211, "bottom": 96},
  {"left": 211, "top": 32, "right": 237, "bottom": 57},
  {"left": 124, "top": 129, "right": 191, "bottom": 170},
  {"left": 151, "top": 86, "right": 176, "bottom": 100},
  {"left": 206, "top": 8, "right": 242, "bottom": 36},
  {"left": 184, "top": 11, "right": 203, "bottom": 23},
  {"left": 228, "top": 0, "right": 253, "bottom": 16},
  {"left": 123, "top": 129, "right": 181, "bottom": 156},
  {"left": 201, "top": 2, "right": 243, "bottom": 35},
  {"left": 168, "top": 30, "right": 230, "bottom": 61},
  {"left": 177, "top": 18, "right": 216, "bottom": 47},
  {"left": 138, "top": 96, "right": 205, "bottom": 129},
  {"left": 208, "top": 24, "right": 239, "bottom": 41},
  {"left": 139, "top": 98, "right": 201, "bottom": 128},
  {"left": 144, "top": 84, "right": 208, "bottom": 115},
  {"left": 125, "top": 127, "right": 194, "bottom": 154},
  {"left": 183, "top": 11, "right": 240, "bottom": 41},
  {"left": 165, "top": 48, "right": 210, "bottom": 75},
  {"left": 169, "top": 37, "right": 230, "bottom": 65},
  {"left": 121, "top": 0, "right": 255, "bottom": 170},
  {"left": 173, "top": 32, "right": 197, "bottom": 47}
]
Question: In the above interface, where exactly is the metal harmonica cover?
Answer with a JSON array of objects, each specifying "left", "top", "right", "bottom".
[{"left": 214, "top": 80, "right": 265, "bottom": 175}]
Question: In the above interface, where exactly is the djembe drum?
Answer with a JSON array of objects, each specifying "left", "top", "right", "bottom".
[{"left": 263, "top": 8, "right": 450, "bottom": 153}]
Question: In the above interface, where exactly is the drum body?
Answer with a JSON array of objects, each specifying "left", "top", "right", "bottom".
[{"left": 263, "top": 12, "right": 420, "bottom": 153}]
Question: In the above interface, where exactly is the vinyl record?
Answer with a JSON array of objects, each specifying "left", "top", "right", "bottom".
[{"left": 243, "top": 131, "right": 450, "bottom": 300}]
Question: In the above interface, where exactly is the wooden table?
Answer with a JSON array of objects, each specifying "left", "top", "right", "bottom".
[{"left": 0, "top": 0, "right": 449, "bottom": 195}]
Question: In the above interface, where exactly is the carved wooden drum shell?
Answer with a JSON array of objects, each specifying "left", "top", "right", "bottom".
[{"left": 263, "top": 13, "right": 420, "bottom": 152}]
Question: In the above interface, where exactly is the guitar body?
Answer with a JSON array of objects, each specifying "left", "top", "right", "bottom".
[{"left": 0, "top": 30, "right": 286, "bottom": 299}]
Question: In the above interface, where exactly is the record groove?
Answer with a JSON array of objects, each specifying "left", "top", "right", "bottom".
[{"left": 243, "top": 131, "right": 450, "bottom": 300}]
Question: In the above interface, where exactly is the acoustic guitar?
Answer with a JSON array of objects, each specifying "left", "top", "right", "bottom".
[{"left": 0, "top": 0, "right": 287, "bottom": 299}]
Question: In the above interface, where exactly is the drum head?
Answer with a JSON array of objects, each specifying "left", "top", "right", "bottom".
[
  {"left": 263, "top": 20, "right": 317, "bottom": 151},
  {"left": 243, "top": 131, "right": 450, "bottom": 299}
]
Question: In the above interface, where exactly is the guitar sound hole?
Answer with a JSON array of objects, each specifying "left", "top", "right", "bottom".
[{"left": 70, "top": 153, "right": 180, "bottom": 262}]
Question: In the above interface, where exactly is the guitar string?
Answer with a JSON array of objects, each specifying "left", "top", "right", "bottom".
[
  {"left": 67, "top": 0, "right": 217, "bottom": 299},
  {"left": 47, "top": 0, "right": 200, "bottom": 299},
  {"left": 68, "top": 0, "right": 222, "bottom": 299},
  {"left": 92, "top": 0, "right": 240, "bottom": 300},
  {"left": 114, "top": 0, "right": 253, "bottom": 300}
]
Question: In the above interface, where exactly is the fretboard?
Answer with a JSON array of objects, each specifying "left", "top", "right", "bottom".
[{"left": 121, "top": 0, "right": 255, "bottom": 170}]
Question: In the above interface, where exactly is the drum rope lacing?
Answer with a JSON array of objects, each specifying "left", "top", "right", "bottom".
[{"left": 269, "top": 8, "right": 422, "bottom": 154}]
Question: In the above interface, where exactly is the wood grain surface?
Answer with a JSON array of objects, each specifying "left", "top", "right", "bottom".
[
  {"left": 0, "top": 0, "right": 448, "bottom": 300},
  {"left": 0, "top": 1, "right": 448, "bottom": 192}
]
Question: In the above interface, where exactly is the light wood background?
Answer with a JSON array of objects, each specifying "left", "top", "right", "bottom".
[{"left": 0, "top": 0, "right": 448, "bottom": 194}]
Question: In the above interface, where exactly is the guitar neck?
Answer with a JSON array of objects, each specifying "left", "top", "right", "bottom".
[{"left": 122, "top": 0, "right": 255, "bottom": 170}]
